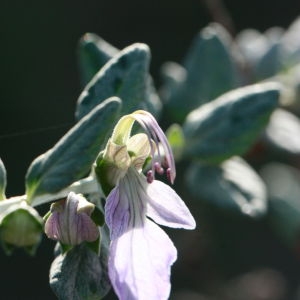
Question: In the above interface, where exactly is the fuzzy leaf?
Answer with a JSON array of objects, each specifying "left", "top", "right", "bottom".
[
  {"left": 163, "top": 23, "right": 239, "bottom": 123},
  {"left": 183, "top": 82, "right": 280, "bottom": 164},
  {"left": 25, "top": 97, "right": 121, "bottom": 201},
  {"left": 186, "top": 157, "right": 267, "bottom": 218},
  {"left": 260, "top": 163, "right": 300, "bottom": 247},
  {"left": 235, "top": 29, "right": 269, "bottom": 67},
  {"left": 76, "top": 43, "right": 161, "bottom": 120},
  {"left": 77, "top": 33, "right": 119, "bottom": 87},
  {"left": 50, "top": 226, "right": 111, "bottom": 300},
  {"left": 263, "top": 108, "right": 300, "bottom": 156},
  {"left": 282, "top": 16, "right": 300, "bottom": 66},
  {"left": 255, "top": 42, "right": 286, "bottom": 80}
]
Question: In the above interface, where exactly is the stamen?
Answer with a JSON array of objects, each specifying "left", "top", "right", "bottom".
[
  {"left": 131, "top": 110, "right": 176, "bottom": 184},
  {"left": 146, "top": 170, "right": 154, "bottom": 183},
  {"left": 154, "top": 162, "right": 164, "bottom": 175},
  {"left": 166, "top": 168, "right": 173, "bottom": 184}
]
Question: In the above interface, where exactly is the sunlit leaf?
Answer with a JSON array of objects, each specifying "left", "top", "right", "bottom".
[
  {"left": 162, "top": 23, "right": 239, "bottom": 123},
  {"left": 76, "top": 43, "right": 161, "bottom": 120},
  {"left": 77, "top": 33, "right": 119, "bottom": 87},
  {"left": 183, "top": 82, "right": 280, "bottom": 164},
  {"left": 260, "top": 163, "right": 300, "bottom": 247},
  {"left": 263, "top": 108, "right": 300, "bottom": 156},
  {"left": 186, "top": 157, "right": 267, "bottom": 218},
  {"left": 25, "top": 97, "right": 121, "bottom": 201},
  {"left": 50, "top": 226, "right": 111, "bottom": 300}
]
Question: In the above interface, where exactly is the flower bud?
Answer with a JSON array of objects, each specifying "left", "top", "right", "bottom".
[
  {"left": 95, "top": 141, "right": 131, "bottom": 195},
  {"left": 0, "top": 201, "right": 43, "bottom": 255},
  {"left": 44, "top": 192, "right": 99, "bottom": 248}
]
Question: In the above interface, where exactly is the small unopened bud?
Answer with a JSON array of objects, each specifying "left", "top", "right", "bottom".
[
  {"left": 44, "top": 192, "right": 99, "bottom": 248},
  {"left": 95, "top": 142, "right": 131, "bottom": 195},
  {"left": 0, "top": 201, "right": 43, "bottom": 255}
]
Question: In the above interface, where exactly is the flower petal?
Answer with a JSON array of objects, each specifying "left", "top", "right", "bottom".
[
  {"left": 44, "top": 211, "right": 61, "bottom": 240},
  {"left": 108, "top": 219, "right": 177, "bottom": 300},
  {"left": 105, "top": 186, "right": 130, "bottom": 240},
  {"left": 105, "top": 170, "right": 145, "bottom": 240},
  {"left": 145, "top": 180, "right": 196, "bottom": 229},
  {"left": 127, "top": 133, "right": 151, "bottom": 159},
  {"left": 74, "top": 213, "right": 100, "bottom": 243}
]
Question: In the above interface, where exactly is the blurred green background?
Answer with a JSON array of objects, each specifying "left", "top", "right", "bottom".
[{"left": 1, "top": 0, "right": 300, "bottom": 299}]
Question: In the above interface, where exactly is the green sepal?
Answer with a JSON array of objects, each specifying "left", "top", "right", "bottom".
[
  {"left": 94, "top": 154, "right": 115, "bottom": 197},
  {"left": 183, "top": 82, "right": 280, "bottom": 164},
  {"left": 91, "top": 206, "right": 105, "bottom": 227},
  {"left": 25, "top": 97, "right": 121, "bottom": 202},
  {"left": 86, "top": 236, "right": 100, "bottom": 255},
  {"left": 59, "top": 243, "right": 73, "bottom": 254},
  {"left": 58, "top": 236, "right": 100, "bottom": 256}
]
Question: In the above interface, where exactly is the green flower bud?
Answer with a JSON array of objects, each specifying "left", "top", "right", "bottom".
[
  {"left": 97, "top": 141, "right": 131, "bottom": 190},
  {"left": 96, "top": 133, "right": 151, "bottom": 195},
  {"left": 0, "top": 201, "right": 43, "bottom": 255}
]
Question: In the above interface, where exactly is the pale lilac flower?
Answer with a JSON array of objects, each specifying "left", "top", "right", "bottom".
[{"left": 100, "top": 110, "right": 196, "bottom": 300}]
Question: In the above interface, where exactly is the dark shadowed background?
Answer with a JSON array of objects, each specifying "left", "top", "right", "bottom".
[{"left": 1, "top": 0, "right": 300, "bottom": 299}]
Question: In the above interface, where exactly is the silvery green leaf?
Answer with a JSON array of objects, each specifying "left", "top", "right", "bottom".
[
  {"left": 236, "top": 27, "right": 285, "bottom": 81},
  {"left": 255, "top": 41, "right": 286, "bottom": 80},
  {"left": 235, "top": 29, "right": 268, "bottom": 67},
  {"left": 77, "top": 33, "right": 119, "bottom": 87},
  {"left": 282, "top": 16, "right": 300, "bottom": 65},
  {"left": 260, "top": 163, "right": 300, "bottom": 246},
  {"left": 264, "top": 27, "right": 285, "bottom": 43},
  {"left": 160, "top": 61, "right": 187, "bottom": 102},
  {"left": 0, "top": 159, "right": 7, "bottom": 200},
  {"left": 183, "top": 82, "right": 280, "bottom": 164},
  {"left": 50, "top": 226, "right": 111, "bottom": 300},
  {"left": 163, "top": 23, "right": 239, "bottom": 123},
  {"left": 263, "top": 108, "right": 300, "bottom": 156},
  {"left": 272, "top": 63, "right": 300, "bottom": 115},
  {"left": 143, "top": 76, "right": 162, "bottom": 118},
  {"left": 186, "top": 157, "right": 267, "bottom": 218},
  {"left": 25, "top": 97, "right": 121, "bottom": 201},
  {"left": 0, "top": 202, "right": 43, "bottom": 255},
  {"left": 76, "top": 43, "right": 161, "bottom": 120}
]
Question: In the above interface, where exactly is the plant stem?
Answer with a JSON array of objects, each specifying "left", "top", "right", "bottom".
[{"left": 0, "top": 176, "right": 101, "bottom": 212}]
